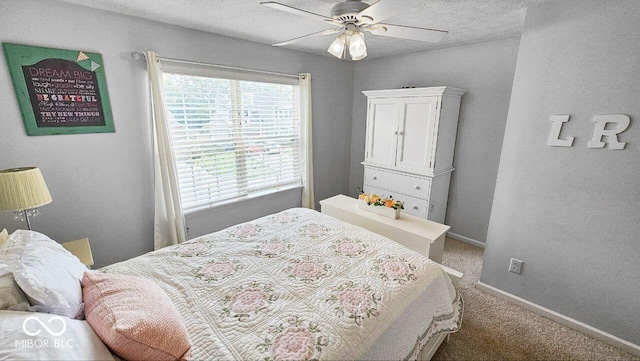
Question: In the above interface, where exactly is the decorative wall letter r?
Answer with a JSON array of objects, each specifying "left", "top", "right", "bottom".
[{"left": 587, "top": 114, "right": 631, "bottom": 150}]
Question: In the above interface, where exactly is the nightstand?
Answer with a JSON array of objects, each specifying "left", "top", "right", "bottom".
[
  {"left": 320, "top": 194, "right": 450, "bottom": 263},
  {"left": 61, "top": 238, "right": 94, "bottom": 268}
]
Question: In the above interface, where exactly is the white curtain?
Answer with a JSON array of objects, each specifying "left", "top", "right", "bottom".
[
  {"left": 145, "top": 51, "right": 187, "bottom": 249},
  {"left": 299, "top": 73, "right": 315, "bottom": 209}
]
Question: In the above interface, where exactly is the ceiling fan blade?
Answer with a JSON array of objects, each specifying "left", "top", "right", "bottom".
[
  {"left": 366, "top": 23, "right": 448, "bottom": 42},
  {"left": 358, "top": 0, "right": 425, "bottom": 25},
  {"left": 273, "top": 29, "right": 342, "bottom": 47},
  {"left": 261, "top": 1, "right": 339, "bottom": 26}
]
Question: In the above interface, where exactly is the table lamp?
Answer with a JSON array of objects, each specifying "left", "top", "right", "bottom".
[{"left": 0, "top": 167, "right": 52, "bottom": 230}]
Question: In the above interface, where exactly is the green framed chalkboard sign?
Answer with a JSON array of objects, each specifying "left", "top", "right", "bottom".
[{"left": 3, "top": 43, "right": 115, "bottom": 135}]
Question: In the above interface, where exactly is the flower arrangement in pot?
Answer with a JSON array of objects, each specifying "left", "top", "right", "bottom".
[{"left": 356, "top": 188, "right": 404, "bottom": 219}]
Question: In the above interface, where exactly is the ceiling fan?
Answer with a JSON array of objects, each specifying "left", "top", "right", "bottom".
[{"left": 260, "top": 0, "right": 448, "bottom": 61}]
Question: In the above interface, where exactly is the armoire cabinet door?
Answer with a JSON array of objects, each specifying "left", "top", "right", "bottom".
[
  {"left": 365, "top": 98, "right": 399, "bottom": 167},
  {"left": 395, "top": 96, "right": 438, "bottom": 171}
]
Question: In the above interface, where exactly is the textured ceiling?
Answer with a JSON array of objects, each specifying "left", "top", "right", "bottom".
[{"left": 55, "top": 0, "right": 552, "bottom": 59}]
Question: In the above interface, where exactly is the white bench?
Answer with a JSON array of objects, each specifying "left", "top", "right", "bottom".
[{"left": 320, "top": 194, "right": 450, "bottom": 263}]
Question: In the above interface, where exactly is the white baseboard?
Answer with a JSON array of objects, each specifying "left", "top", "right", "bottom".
[
  {"left": 476, "top": 281, "right": 640, "bottom": 356},
  {"left": 446, "top": 232, "right": 485, "bottom": 249}
]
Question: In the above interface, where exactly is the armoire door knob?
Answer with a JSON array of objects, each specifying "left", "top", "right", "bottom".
[{"left": 412, "top": 205, "right": 418, "bottom": 210}]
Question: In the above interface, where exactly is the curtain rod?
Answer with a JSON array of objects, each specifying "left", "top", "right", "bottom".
[{"left": 131, "top": 51, "right": 302, "bottom": 79}]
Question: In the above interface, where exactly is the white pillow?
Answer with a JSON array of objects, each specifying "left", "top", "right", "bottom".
[
  {"left": 0, "top": 229, "right": 35, "bottom": 262},
  {"left": 1, "top": 230, "right": 87, "bottom": 319},
  {"left": 0, "top": 228, "right": 8, "bottom": 245},
  {"left": 0, "top": 310, "right": 115, "bottom": 361},
  {"left": 0, "top": 230, "right": 31, "bottom": 310},
  {"left": 0, "top": 273, "right": 30, "bottom": 310}
]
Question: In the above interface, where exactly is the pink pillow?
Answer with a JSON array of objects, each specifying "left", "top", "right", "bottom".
[{"left": 82, "top": 272, "right": 191, "bottom": 361}]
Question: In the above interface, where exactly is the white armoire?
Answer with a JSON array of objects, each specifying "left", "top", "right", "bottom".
[{"left": 362, "top": 87, "right": 466, "bottom": 223}]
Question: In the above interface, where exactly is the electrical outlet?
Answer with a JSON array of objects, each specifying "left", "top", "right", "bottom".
[{"left": 509, "top": 258, "right": 523, "bottom": 274}]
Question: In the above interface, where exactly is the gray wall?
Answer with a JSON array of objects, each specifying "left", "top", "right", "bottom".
[
  {"left": 349, "top": 38, "right": 520, "bottom": 244},
  {"left": 0, "top": 0, "right": 354, "bottom": 267},
  {"left": 482, "top": 0, "right": 640, "bottom": 344}
]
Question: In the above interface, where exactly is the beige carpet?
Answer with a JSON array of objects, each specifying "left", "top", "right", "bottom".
[{"left": 432, "top": 238, "right": 638, "bottom": 361}]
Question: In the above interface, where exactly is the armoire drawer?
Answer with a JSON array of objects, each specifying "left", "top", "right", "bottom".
[
  {"left": 363, "top": 185, "right": 429, "bottom": 218},
  {"left": 364, "top": 168, "right": 431, "bottom": 200}
]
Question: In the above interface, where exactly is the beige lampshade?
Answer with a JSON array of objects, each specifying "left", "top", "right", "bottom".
[{"left": 0, "top": 167, "right": 52, "bottom": 211}]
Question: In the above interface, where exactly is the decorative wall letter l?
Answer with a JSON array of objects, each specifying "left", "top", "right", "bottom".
[
  {"left": 547, "top": 115, "right": 574, "bottom": 147},
  {"left": 587, "top": 114, "right": 631, "bottom": 150}
]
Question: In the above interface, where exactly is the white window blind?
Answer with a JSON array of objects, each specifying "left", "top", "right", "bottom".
[{"left": 161, "top": 62, "right": 302, "bottom": 213}]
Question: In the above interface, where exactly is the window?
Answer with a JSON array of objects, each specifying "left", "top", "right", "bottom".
[{"left": 161, "top": 63, "right": 302, "bottom": 213}]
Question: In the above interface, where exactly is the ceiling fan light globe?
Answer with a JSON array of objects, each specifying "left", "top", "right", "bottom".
[
  {"left": 327, "top": 33, "right": 347, "bottom": 58},
  {"left": 350, "top": 49, "right": 367, "bottom": 61},
  {"left": 349, "top": 31, "right": 367, "bottom": 60}
]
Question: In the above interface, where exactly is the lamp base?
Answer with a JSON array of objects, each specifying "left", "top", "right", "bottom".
[{"left": 13, "top": 209, "right": 39, "bottom": 230}]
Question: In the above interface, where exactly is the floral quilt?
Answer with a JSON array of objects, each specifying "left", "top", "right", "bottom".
[{"left": 103, "top": 208, "right": 462, "bottom": 361}]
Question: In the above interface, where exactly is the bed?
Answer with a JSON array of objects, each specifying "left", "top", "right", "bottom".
[{"left": 101, "top": 207, "right": 463, "bottom": 360}]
